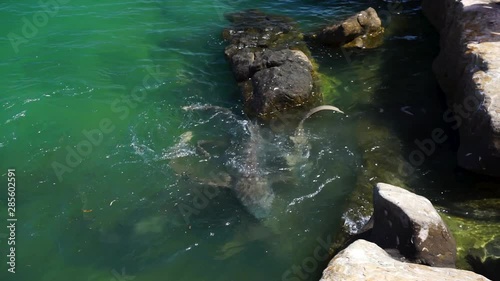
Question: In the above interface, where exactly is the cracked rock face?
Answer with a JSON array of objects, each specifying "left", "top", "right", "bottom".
[
  {"left": 320, "top": 240, "right": 490, "bottom": 281},
  {"left": 422, "top": 0, "right": 500, "bottom": 176},
  {"left": 223, "top": 10, "right": 320, "bottom": 120},
  {"left": 310, "top": 7, "right": 385, "bottom": 49}
]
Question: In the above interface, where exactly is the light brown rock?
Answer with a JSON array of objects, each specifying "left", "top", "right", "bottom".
[
  {"left": 367, "top": 183, "right": 457, "bottom": 267},
  {"left": 312, "top": 7, "right": 384, "bottom": 49},
  {"left": 320, "top": 239, "right": 491, "bottom": 281},
  {"left": 422, "top": 0, "right": 500, "bottom": 176}
]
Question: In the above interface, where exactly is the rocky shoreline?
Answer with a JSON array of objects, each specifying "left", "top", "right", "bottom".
[
  {"left": 217, "top": 4, "right": 498, "bottom": 280},
  {"left": 320, "top": 183, "right": 491, "bottom": 280},
  {"left": 422, "top": 0, "right": 500, "bottom": 177},
  {"left": 318, "top": 2, "right": 500, "bottom": 280}
]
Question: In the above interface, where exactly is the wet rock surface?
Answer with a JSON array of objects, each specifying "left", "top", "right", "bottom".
[
  {"left": 364, "top": 183, "right": 457, "bottom": 267},
  {"left": 309, "top": 7, "right": 384, "bottom": 49},
  {"left": 223, "top": 10, "right": 320, "bottom": 120},
  {"left": 320, "top": 239, "right": 491, "bottom": 281},
  {"left": 422, "top": 0, "right": 500, "bottom": 176}
]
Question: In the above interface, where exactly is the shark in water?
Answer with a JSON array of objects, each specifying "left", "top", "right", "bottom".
[
  {"left": 177, "top": 104, "right": 343, "bottom": 219},
  {"left": 232, "top": 120, "right": 275, "bottom": 219}
]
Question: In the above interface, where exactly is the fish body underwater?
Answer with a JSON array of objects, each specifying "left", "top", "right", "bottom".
[
  {"left": 232, "top": 121, "right": 275, "bottom": 219},
  {"left": 179, "top": 104, "right": 343, "bottom": 220},
  {"left": 182, "top": 105, "right": 275, "bottom": 219}
]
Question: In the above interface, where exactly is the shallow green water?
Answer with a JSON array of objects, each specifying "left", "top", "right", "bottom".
[{"left": 0, "top": 1, "right": 498, "bottom": 281}]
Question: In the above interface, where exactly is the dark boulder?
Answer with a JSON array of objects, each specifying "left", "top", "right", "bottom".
[{"left": 223, "top": 10, "right": 320, "bottom": 120}]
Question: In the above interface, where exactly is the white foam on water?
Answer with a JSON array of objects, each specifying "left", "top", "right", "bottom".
[
  {"left": 5, "top": 110, "right": 26, "bottom": 124},
  {"left": 23, "top": 98, "right": 41, "bottom": 105},
  {"left": 342, "top": 212, "right": 371, "bottom": 234},
  {"left": 287, "top": 176, "right": 338, "bottom": 208}
]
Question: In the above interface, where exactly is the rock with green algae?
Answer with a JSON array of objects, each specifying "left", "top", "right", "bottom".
[
  {"left": 440, "top": 211, "right": 500, "bottom": 280},
  {"left": 316, "top": 72, "right": 342, "bottom": 102},
  {"left": 223, "top": 9, "right": 322, "bottom": 121}
]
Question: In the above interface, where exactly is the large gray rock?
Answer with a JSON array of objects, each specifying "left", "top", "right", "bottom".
[
  {"left": 367, "top": 183, "right": 457, "bottom": 267},
  {"left": 310, "top": 7, "right": 384, "bottom": 49},
  {"left": 320, "top": 239, "right": 491, "bottom": 281},
  {"left": 422, "top": 0, "right": 500, "bottom": 176},
  {"left": 223, "top": 10, "right": 320, "bottom": 120}
]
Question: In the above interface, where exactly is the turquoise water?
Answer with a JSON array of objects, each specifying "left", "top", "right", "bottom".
[{"left": 1, "top": 0, "right": 498, "bottom": 281}]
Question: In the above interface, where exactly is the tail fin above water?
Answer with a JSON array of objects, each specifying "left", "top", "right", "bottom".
[
  {"left": 292, "top": 105, "right": 345, "bottom": 142},
  {"left": 288, "top": 105, "right": 345, "bottom": 167},
  {"left": 297, "top": 105, "right": 344, "bottom": 131}
]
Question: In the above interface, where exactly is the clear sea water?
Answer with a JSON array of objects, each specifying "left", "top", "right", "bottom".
[{"left": 0, "top": 0, "right": 498, "bottom": 281}]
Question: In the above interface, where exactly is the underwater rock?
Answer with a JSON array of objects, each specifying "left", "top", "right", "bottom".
[
  {"left": 223, "top": 10, "right": 320, "bottom": 120},
  {"left": 466, "top": 239, "right": 500, "bottom": 281},
  {"left": 309, "top": 7, "right": 384, "bottom": 49},
  {"left": 365, "top": 183, "right": 457, "bottom": 267},
  {"left": 422, "top": 0, "right": 500, "bottom": 177},
  {"left": 320, "top": 239, "right": 491, "bottom": 281},
  {"left": 440, "top": 210, "right": 500, "bottom": 280}
]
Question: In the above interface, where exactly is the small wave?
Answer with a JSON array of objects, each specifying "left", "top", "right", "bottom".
[
  {"left": 160, "top": 131, "right": 197, "bottom": 160},
  {"left": 161, "top": 147, "right": 196, "bottom": 160},
  {"left": 23, "top": 98, "right": 41, "bottom": 105},
  {"left": 287, "top": 176, "right": 338, "bottom": 208},
  {"left": 127, "top": 129, "right": 158, "bottom": 163},
  {"left": 342, "top": 212, "right": 371, "bottom": 234},
  {"left": 5, "top": 110, "right": 26, "bottom": 124},
  {"left": 163, "top": 243, "right": 199, "bottom": 264}
]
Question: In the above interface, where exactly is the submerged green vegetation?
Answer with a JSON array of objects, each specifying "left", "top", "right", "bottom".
[{"left": 0, "top": 1, "right": 498, "bottom": 281}]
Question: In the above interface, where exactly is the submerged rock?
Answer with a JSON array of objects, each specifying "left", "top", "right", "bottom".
[
  {"left": 467, "top": 238, "right": 500, "bottom": 281},
  {"left": 309, "top": 7, "right": 385, "bottom": 49},
  {"left": 320, "top": 239, "right": 491, "bottom": 281},
  {"left": 422, "top": 0, "right": 500, "bottom": 177},
  {"left": 223, "top": 10, "right": 321, "bottom": 120},
  {"left": 441, "top": 211, "right": 500, "bottom": 280}
]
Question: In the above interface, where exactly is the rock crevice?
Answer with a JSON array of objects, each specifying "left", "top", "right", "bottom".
[{"left": 422, "top": 0, "right": 500, "bottom": 176}]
